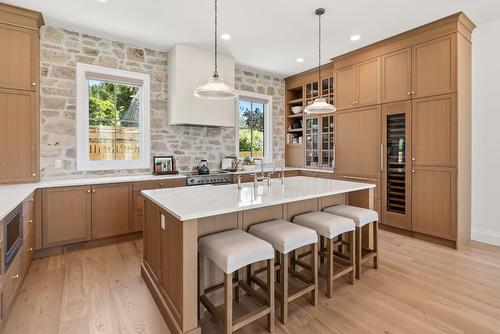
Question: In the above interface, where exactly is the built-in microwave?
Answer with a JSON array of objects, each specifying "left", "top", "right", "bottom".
[{"left": 3, "top": 203, "right": 23, "bottom": 270}]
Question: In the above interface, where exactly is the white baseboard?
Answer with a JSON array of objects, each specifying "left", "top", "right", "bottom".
[{"left": 471, "top": 228, "right": 500, "bottom": 246}]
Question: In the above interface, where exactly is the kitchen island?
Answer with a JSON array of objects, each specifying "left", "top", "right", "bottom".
[{"left": 141, "top": 176, "right": 375, "bottom": 334}]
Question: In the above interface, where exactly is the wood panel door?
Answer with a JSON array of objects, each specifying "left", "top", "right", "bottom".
[
  {"left": 412, "top": 34, "right": 456, "bottom": 98},
  {"left": 0, "top": 89, "right": 38, "bottom": 183},
  {"left": 336, "top": 105, "right": 382, "bottom": 179},
  {"left": 381, "top": 48, "right": 412, "bottom": 103},
  {"left": 334, "top": 65, "right": 356, "bottom": 110},
  {"left": 144, "top": 199, "right": 161, "bottom": 282},
  {"left": 0, "top": 24, "right": 38, "bottom": 91},
  {"left": 356, "top": 57, "right": 381, "bottom": 107},
  {"left": 42, "top": 186, "right": 92, "bottom": 248},
  {"left": 412, "top": 94, "right": 457, "bottom": 167},
  {"left": 381, "top": 101, "right": 412, "bottom": 231},
  {"left": 91, "top": 183, "right": 132, "bottom": 239},
  {"left": 412, "top": 166, "right": 456, "bottom": 241}
]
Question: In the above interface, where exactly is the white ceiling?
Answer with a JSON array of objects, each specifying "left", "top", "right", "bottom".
[{"left": 5, "top": 0, "right": 500, "bottom": 77}]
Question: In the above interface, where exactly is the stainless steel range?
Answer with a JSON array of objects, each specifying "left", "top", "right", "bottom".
[{"left": 185, "top": 172, "right": 233, "bottom": 186}]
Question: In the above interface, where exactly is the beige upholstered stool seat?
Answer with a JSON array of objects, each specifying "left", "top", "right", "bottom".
[
  {"left": 293, "top": 211, "right": 356, "bottom": 298},
  {"left": 323, "top": 205, "right": 379, "bottom": 280},
  {"left": 292, "top": 211, "right": 355, "bottom": 239},
  {"left": 248, "top": 219, "right": 319, "bottom": 324},
  {"left": 248, "top": 219, "right": 318, "bottom": 254},
  {"left": 323, "top": 204, "right": 378, "bottom": 227},
  {"left": 198, "top": 229, "right": 276, "bottom": 333},
  {"left": 199, "top": 229, "right": 274, "bottom": 274}
]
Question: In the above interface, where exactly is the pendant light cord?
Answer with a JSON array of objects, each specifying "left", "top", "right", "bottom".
[
  {"left": 318, "top": 11, "right": 321, "bottom": 86},
  {"left": 214, "top": 0, "right": 219, "bottom": 78}
]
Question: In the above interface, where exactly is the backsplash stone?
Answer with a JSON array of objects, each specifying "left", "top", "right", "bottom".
[{"left": 39, "top": 26, "right": 285, "bottom": 180}]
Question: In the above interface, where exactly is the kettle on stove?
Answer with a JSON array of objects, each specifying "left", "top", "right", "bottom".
[{"left": 197, "top": 159, "right": 209, "bottom": 175}]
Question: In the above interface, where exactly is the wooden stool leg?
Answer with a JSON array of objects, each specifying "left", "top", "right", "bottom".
[
  {"left": 235, "top": 269, "right": 241, "bottom": 303},
  {"left": 267, "top": 258, "right": 275, "bottom": 332},
  {"left": 356, "top": 227, "right": 362, "bottom": 280},
  {"left": 326, "top": 237, "right": 334, "bottom": 298},
  {"left": 373, "top": 221, "right": 379, "bottom": 270},
  {"left": 276, "top": 250, "right": 281, "bottom": 284},
  {"left": 311, "top": 242, "right": 319, "bottom": 306},
  {"left": 291, "top": 250, "right": 297, "bottom": 271},
  {"left": 224, "top": 272, "right": 233, "bottom": 334},
  {"left": 246, "top": 264, "right": 252, "bottom": 287},
  {"left": 350, "top": 230, "right": 355, "bottom": 285},
  {"left": 320, "top": 236, "right": 325, "bottom": 264},
  {"left": 280, "top": 252, "right": 288, "bottom": 324},
  {"left": 198, "top": 253, "right": 205, "bottom": 320}
]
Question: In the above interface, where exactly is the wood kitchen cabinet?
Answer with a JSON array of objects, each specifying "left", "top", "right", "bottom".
[
  {"left": 381, "top": 48, "right": 412, "bottom": 103},
  {"left": 412, "top": 34, "right": 456, "bottom": 98},
  {"left": 412, "top": 166, "right": 456, "bottom": 241},
  {"left": 42, "top": 186, "right": 92, "bottom": 248},
  {"left": 305, "top": 114, "right": 335, "bottom": 169},
  {"left": 0, "top": 89, "right": 38, "bottom": 183},
  {"left": 0, "top": 25, "right": 39, "bottom": 91},
  {"left": 334, "top": 57, "right": 380, "bottom": 110},
  {"left": 143, "top": 200, "right": 161, "bottom": 282},
  {"left": 92, "top": 183, "right": 132, "bottom": 239},
  {"left": 336, "top": 105, "right": 382, "bottom": 179},
  {"left": 132, "top": 178, "right": 186, "bottom": 232},
  {"left": 412, "top": 94, "right": 457, "bottom": 167},
  {"left": 0, "top": 5, "right": 43, "bottom": 184},
  {"left": 1, "top": 252, "right": 21, "bottom": 320}
]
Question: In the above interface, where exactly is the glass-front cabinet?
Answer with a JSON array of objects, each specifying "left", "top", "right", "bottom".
[{"left": 305, "top": 114, "right": 335, "bottom": 169}]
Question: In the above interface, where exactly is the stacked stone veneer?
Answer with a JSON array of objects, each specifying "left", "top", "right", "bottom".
[{"left": 39, "top": 26, "right": 285, "bottom": 179}]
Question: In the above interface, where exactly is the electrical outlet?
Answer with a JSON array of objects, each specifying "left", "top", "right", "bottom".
[{"left": 54, "top": 160, "right": 62, "bottom": 168}]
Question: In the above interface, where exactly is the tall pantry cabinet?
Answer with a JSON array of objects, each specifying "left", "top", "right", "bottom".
[
  {"left": 285, "top": 12, "right": 474, "bottom": 248},
  {"left": 0, "top": 4, "right": 43, "bottom": 183}
]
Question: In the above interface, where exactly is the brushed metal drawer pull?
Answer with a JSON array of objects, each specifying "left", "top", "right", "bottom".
[
  {"left": 12, "top": 274, "right": 20, "bottom": 280},
  {"left": 343, "top": 176, "right": 369, "bottom": 181},
  {"left": 27, "top": 219, "right": 33, "bottom": 224},
  {"left": 28, "top": 248, "right": 33, "bottom": 252},
  {"left": 160, "top": 182, "right": 164, "bottom": 187}
]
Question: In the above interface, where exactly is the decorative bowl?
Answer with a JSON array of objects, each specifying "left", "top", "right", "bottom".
[{"left": 291, "top": 106, "right": 303, "bottom": 114}]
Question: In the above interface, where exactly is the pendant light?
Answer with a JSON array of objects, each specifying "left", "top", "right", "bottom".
[
  {"left": 304, "top": 8, "right": 336, "bottom": 114},
  {"left": 194, "top": 0, "right": 238, "bottom": 100}
]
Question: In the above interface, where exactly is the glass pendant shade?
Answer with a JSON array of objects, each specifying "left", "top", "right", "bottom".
[
  {"left": 304, "top": 97, "right": 336, "bottom": 114},
  {"left": 194, "top": 74, "right": 237, "bottom": 100}
]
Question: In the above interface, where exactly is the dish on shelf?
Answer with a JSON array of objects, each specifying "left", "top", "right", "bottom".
[{"left": 291, "top": 106, "right": 303, "bottom": 114}]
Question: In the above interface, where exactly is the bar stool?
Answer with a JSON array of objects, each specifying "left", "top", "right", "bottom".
[
  {"left": 323, "top": 205, "right": 379, "bottom": 279},
  {"left": 292, "top": 211, "right": 356, "bottom": 298},
  {"left": 248, "top": 220, "right": 318, "bottom": 324},
  {"left": 198, "top": 229, "right": 275, "bottom": 334}
]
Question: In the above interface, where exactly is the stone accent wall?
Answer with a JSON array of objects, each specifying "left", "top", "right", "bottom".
[{"left": 39, "top": 26, "right": 285, "bottom": 179}]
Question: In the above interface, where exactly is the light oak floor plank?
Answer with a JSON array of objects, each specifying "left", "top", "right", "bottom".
[{"left": 3, "top": 231, "right": 500, "bottom": 334}]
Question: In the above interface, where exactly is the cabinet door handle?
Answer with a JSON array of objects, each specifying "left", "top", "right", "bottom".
[
  {"left": 343, "top": 175, "right": 369, "bottom": 181},
  {"left": 407, "top": 91, "right": 411, "bottom": 95},
  {"left": 411, "top": 91, "right": 415, "bottom": 95},
  {"left": 27, "top": 219, "right": 33, "bottom": 224},
  {"left": 332, "top": 145, "right": 336, "bottom": 169},
  {"left": 31, "top": 82, "right": 36, "bottom": 86},
  {"left": 32, "top": 173, "right": 37, "bottom": 177},
  {"left": 12, "top": 274, "right": 19, "bottom": 280},
  {"left": 28, "top": 248, "right": 33, "bottom": 252},
  {"left": 411, "top": 170, "right": 416, "bottom": 173},
  {"left": 160, "top": 182, "right": 164, "bottom": 187},
  {"left": 380, "top": 144, "right": 384, "bottom": 172},
  {"left": 87, "top": 190, "right": 91, "bottom": 193},
  {"left": 92, "top": 189, "right": 96, "bottom": 193}
]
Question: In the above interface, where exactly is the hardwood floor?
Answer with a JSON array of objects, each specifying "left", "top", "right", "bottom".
[{"left": 3, "top": 231, "right": 500, "bottom": 334}]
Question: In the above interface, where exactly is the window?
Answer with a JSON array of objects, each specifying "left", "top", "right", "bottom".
[
  {"left": 76, "top": 64, "right": 150, "bottom": 171},
  {"left": 236, "top": 91, "right": 272, "bottom": 162}
]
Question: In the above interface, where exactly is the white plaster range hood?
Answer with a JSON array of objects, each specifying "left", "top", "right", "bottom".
[{"left": 167, "top": 44, "right": 236, "bottom": 127}]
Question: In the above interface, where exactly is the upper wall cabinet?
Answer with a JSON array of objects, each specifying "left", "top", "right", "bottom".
[
  {"left": 0, "top": 25, "right": 38, "bottom": 91},
  {"left": 334, "top": 57, "right": 380, "bottom": 110},
  {"left": 412, "top": 35, "right": 456, "bottom": 99},
  {"left": 0, "top": 4, "right": 43, "bottom": 184},
  {"left": 381, "top": 48, "right": 412, "bottom": 103}
]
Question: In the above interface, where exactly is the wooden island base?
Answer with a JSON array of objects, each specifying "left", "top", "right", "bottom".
[{"left": 142, "top": 187, "right": 374, "bottom": 334}]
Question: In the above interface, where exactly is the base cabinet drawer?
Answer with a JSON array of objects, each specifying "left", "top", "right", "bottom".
[
  {"left": 2, "top": 253, "right": 21, "bottom": 317},
  {"left": 21, "top": 231, "right": 34, "bottom": 276}
]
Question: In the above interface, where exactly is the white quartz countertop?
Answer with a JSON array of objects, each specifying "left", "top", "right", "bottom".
[
  {"left": 142, "top": 176, "right": 375, "bottom": 221},
  {"left": 0, "top": 174, "right": 186, "bottom": 221}
]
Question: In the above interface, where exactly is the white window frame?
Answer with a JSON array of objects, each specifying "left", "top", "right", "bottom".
[
  {"left": 235, "top": 90, "right": 273, "bottom": 163},
  {"left": 76, "top": 63, "right": 151, "bottom": 171}
]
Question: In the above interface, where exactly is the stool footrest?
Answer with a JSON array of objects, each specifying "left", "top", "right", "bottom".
[{"left": 233, "top": 305, "right": 271, "bottom": 332}]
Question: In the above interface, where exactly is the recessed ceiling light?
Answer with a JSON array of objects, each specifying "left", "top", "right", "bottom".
[
  {"left": 97, "top": 0, "right": 108, "bottom": 2},
  {"left": 221, "top": 33, "right": 231, "bottom": 40},
  {"left": 350, "top": 34, "right": 361, "bottom": 41},
  {"left": 296, "top": 58, "right": 304, "bottom": 63}
]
